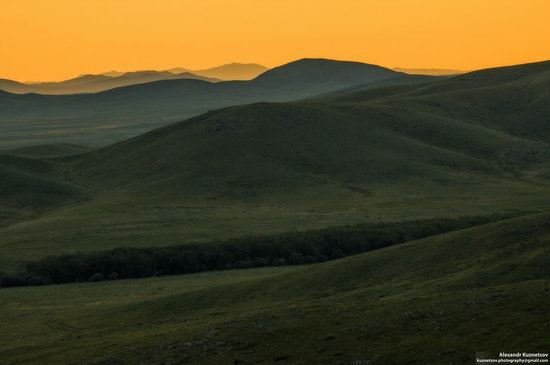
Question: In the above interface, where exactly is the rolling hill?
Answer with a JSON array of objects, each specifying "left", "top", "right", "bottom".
[
  {"left": 72, "top": 61, "right": 550, "bottom": 192},
  {"left": 1, "top": 211, "right": 548, "bottom": 364},
  {"left": 0, "top": 59, "right": 409, "bottom": 148},
  {"left": 250, "top": 58, "right": 398, "bottom": 94},
  {"left": 0, "top": 60, "right": 549, "bottom": 270}
]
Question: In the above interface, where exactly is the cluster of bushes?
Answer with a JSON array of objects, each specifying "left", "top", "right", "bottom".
[{"left": 0, "top": 214, "right": 514, "bottom": 287}]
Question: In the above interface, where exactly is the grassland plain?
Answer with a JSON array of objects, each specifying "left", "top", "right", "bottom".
[
  {"left": 0, "top": 61, "right": 549, "bottom": 271},
  {"left": 0, "top": 212, "right": 548, "bottom": 364}
]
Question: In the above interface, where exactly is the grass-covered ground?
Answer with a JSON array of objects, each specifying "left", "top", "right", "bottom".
[
  {"left": 0, "top": 179, "right": 547, "bottom": 272},
  {"left": 1, "top": 212, "right": 548, "bottom": 364}
]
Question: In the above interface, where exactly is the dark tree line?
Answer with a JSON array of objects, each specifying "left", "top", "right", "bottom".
[{"left": 0, "top": 213, "right": 515, "bottom": 287}]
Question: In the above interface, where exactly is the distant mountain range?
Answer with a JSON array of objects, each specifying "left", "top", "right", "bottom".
[
  {"left": 0, "top": 63, "right": 270, "bottom": 95},
  {"left": 0, "top": 71, "right": 220, "bottom": 95},
  {"left": 0, "top": 63, "right": 462, "bottom": 96},
  {"left": 0, "top": 58, "right": 430, "bottom": 147},
  {"left": 167, "top": 63, "right": 269, "bottom": 80}
]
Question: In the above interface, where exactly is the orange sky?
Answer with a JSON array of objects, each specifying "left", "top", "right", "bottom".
[{"left": 2, "top": 0, "right": 550, "bottom": 82}]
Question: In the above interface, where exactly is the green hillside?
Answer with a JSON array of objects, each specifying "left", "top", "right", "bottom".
[
  {"left": 0, "top": 154, "right": 85, "bottom": 228},
  {"left": 1, "top": 212, "right": 548, "bottom": 364},
  {"left": 0, "top": 61, "right": 549, "bottom": 270}
]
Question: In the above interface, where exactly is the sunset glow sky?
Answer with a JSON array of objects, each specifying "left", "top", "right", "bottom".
[{"left": 2, "top": 0, "right": 550, "bottom": 82}]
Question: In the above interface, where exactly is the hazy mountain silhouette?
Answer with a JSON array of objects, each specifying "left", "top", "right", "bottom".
[
  {"left": 167, "top": 63, "right": 268, "bottom": 80},
  {"left": 0, "top": 71, "right": 219, "bottom": 95},
  {"left": 189, "top": 63, "right": 269, "bottom": 80}
]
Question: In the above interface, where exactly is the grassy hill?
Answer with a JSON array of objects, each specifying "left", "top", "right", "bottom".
[
  {"left": 0, "top": 60, "right": 548, "bottom": 271},
  {"left": 1, "top": 211, "right": 548, "bottom": 364},
  {"left": 0, "top": 59, "right": 405, "bottom": 148},
  {"left": 0, "top": 153, "right": 85, "bottom": 228}
]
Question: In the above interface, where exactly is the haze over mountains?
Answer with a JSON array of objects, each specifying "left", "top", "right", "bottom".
[
  {"left": 167, "top": 62, "right": 269, "bottom": 80},
  {"left": 0, "top": 62, "right": 460, "bottom": 97},
  {"left": 0, "top": 63, "right": 269, "bottom": 95},
  {"left": 0, "top": 71, "right": 219, "bottom": 95}
]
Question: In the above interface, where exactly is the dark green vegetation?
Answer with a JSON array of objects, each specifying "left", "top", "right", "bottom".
[
  {"left": 1, "top": 60, "right": 549, "bottom": 272},
  {"left": 1, "top": 212, "right": 548, "bottom": 364},
  {"left": 1, "top": 214, "right": 513, "bottom": 286},
  {"left": 0, "top": 59, "right": 416, "bottom": 147}
]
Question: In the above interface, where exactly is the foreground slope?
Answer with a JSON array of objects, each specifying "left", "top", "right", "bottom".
[{"left": 1, "top": 212, "right": 548, "bottom": 364}]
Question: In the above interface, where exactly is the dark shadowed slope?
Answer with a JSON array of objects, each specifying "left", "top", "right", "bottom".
[{"left": 0, "top": 153, "right": 85, "bottom": 226}]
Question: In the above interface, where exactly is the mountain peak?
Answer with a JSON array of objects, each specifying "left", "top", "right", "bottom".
[{"left": 251, "top": 58, "right": 399, "bottom": 93}]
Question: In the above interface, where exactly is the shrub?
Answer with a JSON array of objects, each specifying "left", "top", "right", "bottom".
[
  {"left": 0, "top": 275, "right": 28, "bottom": 288},
  {"left": 305, "top": 255, "right": 318, "bottom": 264},
  {"left": 273, "top": 258, "right": 287, "bottom": 266},
  {"left": 288, "top": 252, "right": 305, "bottom": 265},
  {"left": 88, "top": 273, "right": 105, "bottom": 282}
]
